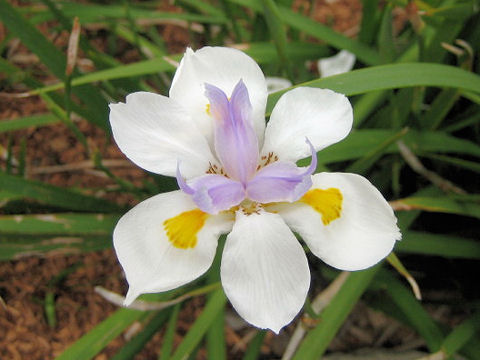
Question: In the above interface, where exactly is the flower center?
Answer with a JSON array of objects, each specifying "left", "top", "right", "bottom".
[
  {"left": 176, "top": 80, "right": 317, "bottom": 216},
  {"left": 239, "top": 199, "right": 262, "bottom": 215}
]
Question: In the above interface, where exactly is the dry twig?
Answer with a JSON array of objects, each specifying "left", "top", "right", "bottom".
[{"left": 397, "top": 140, "right": 466, "bottom": 194}]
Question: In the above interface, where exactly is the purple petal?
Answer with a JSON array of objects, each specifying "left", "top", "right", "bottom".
[
  {"left": 205, "top": 80, "right": 259, "bottom": 184},
  {"left": 246, "top": 140, "right": 317, "bottom": 203},
  {"left": 189, "top": 174, "right": 246, "bottom": 214},
  {"left": 176, "top": 162, "right": 194, "bottom": 195}
]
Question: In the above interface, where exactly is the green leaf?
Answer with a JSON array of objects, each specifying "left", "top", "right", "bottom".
[
  {"left": 310, "top": 130, "right": 480, "bottom": 166},
  {"left": 267, "top": 63, "right": 480, "bottom": 112},
  {"left": 377, "top": 270, "right": 444, "bottom": 351},
  {"left": 377, "top": 6, "right": 396, "bottom": 63},
  {"left": 261, "top": 0, "right": 292, "bottom": 80},
  {"left": 397, "top": 231, "right": 480, "bottom": 259},
  {"left": 421, "top": 88, "right": 460, "bottom": 130},
  {"left": 292, "top": 266, "right": 380, "bottom": 359},
  {"left": 31, "top": 2, "right": 228, "bottom": 25},
  {"left": 243, "top": 330, "right": 267, "bottom": 360},
  {"left": 394, "top": 196, "right": 480, "bottom": 220},
  {"left": 0, "top": 213, "right": 119, "bottom": 235},
  {"left": 440, "top": 312, "right": 480, "bottom": 357},
  {"left": 0, "top": 235, "right": 111, "bottom": 261},
  {"left": 31, "top": 42, "right": 328, "bottom": 95},
  {"left": 421, "top": 153, "right": 480, "bottom": 174},
  {"left": 345, "top": 128, "right": 408, "bottom": 174},
  {"left": 359, "top": 0, "right": 380, "bottom": 44},
  {"left": 0, "top": 114, "right": 60, "bottom": 133},
  {"left": 170, "top": 289, "right": 227, "bottom": 360},
  {"left": 55, "top": 308, "right": 149, "bottom": 360},
  {"left": 111, "top": 311, "right": 169, "bottom": 360},
  {"left": 0, "top": 173, "right": 121, "bottom": 212},
  {"left": 158, "top": 304, "right": 181, "bottom": 360}
]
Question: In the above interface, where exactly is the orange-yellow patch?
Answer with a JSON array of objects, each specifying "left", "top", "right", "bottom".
[
  {"left": 300, "top": 188, "right": 343, "bottom": 225},
  {"left": 163, "top": 209, "right": 208, "bottom": 249},
  {"left": 205, "top": 103, "right": 211, "bottom": 116}
]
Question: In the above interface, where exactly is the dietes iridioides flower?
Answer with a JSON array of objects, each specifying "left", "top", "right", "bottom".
[{"left": 109, "top": 46, "right": 401, "bottom": 333}]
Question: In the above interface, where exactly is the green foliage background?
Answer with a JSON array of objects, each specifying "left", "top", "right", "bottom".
[{"left": 0, "top": 0, "right": 479, "bottom": 358}]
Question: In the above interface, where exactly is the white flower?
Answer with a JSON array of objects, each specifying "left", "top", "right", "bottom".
[
  {"left": 265, "top": 76, "right": 292, "bottom": 93},
  {"left": 317, "top": 49, "right": 356, "bottom": 77},
  {"left": 109, "top": 46, "right": 400, "bottom": 333}
]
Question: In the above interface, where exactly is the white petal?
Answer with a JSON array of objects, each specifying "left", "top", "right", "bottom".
[
  {"left": 262, "top": 87, "right": 353, "bottom": 163},
  {"left": 109, "top": 92, "right": 216, "bottom": 178},
  {"left": 170, "top": 47, "right": 268, "bottom": 145},
  {"left": 318, "top": 50, "right": 356, "bottom": 78},
  {"left": 221, "top": 210, "right": 310, "bottom": 333},
  {"left": 275, "top": 172, "right": 401, "bottom": 271},
  {"left": 113, "top": 190, "right": 233, "bottom": 305},
  {"left": 265, "top": 76, "right": 292, "bottom": 94}
]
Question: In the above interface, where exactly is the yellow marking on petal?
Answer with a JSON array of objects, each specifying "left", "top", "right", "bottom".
[
  {"left": 205, "top": 103, "right": 211, "bottom": 116},
  {"left": 163, "top": 209, "right": 208, "bottom": 249},
  {"left": 300, "top": 188, "right": 343, "bottom": 225}
]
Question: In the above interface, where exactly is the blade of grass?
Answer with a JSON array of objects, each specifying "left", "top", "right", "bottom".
[
  {"left": 0, "top": 235, "right": 111, "bottom": 261},
  {"left": 243, "top": 330, "right": 267, "bottom": 360},
  {"left": 392, "top": 196, "right": 480, "bottom": 220},
  {"left": 420, "top": 153, "right": 480, "bottom": 174},
  {"left": 206, "top": 237, "right": 227, "bottom": 360},
  {"left": 310, "top": 129, "right": 480, "bottom": 166},
  {"left": 158, "top": 303, "right": 181, "bottom": 360},
  {"left": 359, "top": 0, "right": 380, "bottom": 44},
  {"left": 439, "top": 312, "right": 480, "bottom": 358},
  {"left": 111, "top": 311, "right": 169, "bottom": 360},
  {"left": 0, "top": 213, "right": 119, "bottom": 235},
  {"left": 34, "top": 2, "right": 228, "bottom": 25},
  {"left": 170, "top": 289, "right": 228, "bottom": 360},
  {"left": 267, "top": 63, "right": 480, "bottom": 112},
  {"left": 292, "top": 266, "right": 380, "bottom": 360},
  {"left": 377, "top": 270, "right": 444, "bottom": 351},
  {"left": 30, "top": 42, "right": 328, "bottom": 95},
  {"left": 0, "top": 114, "right": 60, "bottom": 133},
  {"left": 345, "top": 128, "right": 409, "bottom": 174},
  {"left": 397, "top": 231, "right": 480, "bottom": 259},
  {"left": 421, "top": 88, "right": 460, "bottom": 130},
  {"left": 55, "top": 292, "right": 172, "bottom": 360},
  {"left": 0, "top": 172, "right": 121, "bottom": 212},
  {"left": 377, "top": 5, "right": 396, "bottom": 63},
  {"left": 261, "top": 0, "right": 293, "bottom": 80}
]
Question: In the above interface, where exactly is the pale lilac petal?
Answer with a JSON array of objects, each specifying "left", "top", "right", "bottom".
[
  {"left": 176, "top": 163, "right": 194, "bottom": 195},
  {"left": 246, "top": 140, "right": 317, "bottom": 203},
  {"left": 189, "top": 174, "right": 245, "bottom": 214},
  {"left": 205, "top": 80, "right": 259, "bottom": 183}
]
